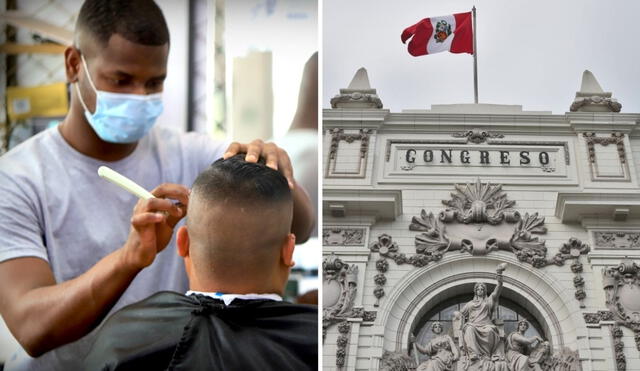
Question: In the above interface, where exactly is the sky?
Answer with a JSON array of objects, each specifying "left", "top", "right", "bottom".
[{"left": 323, "top": 0, "right": 640, "bottom": 114}]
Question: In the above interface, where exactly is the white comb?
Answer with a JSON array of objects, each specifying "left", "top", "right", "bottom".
[{"left": 98, "top": 166, "right": 155, "bottom": 200}]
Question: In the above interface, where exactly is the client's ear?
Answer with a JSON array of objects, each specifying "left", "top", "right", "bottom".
[
  {"left": 176, "top": 226, "right": 190, "bottom": 257},
  {"left": 281, "top": 233, "right": 296, "bottom": 267}
]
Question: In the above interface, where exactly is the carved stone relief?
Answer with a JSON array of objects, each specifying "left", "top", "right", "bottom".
[
  {"left": 323, "top": 227, "right": 366, "bottom": 246},
  {"left": 410, "top": 180, "right": 590, "bottom": 269},
  {"left": 330, "top": 67, "right": 383, "bottom": 109},
  {"left": 570, "top": 96, "right": 622, "bottom": 112},
  {"left": 322, "top": 254, "right": 376, "bottom": 340},
  {"left": 540, "top": 348, "right": 583, "bottom": 371},
  {"left": 595, "top": 232, "right": 640, "bottom": 249},
  {"left": 584, "top": 259, "right": 640, "bottom": 364},
  {"left": 327, "top": 128, "right": 373, "bottom": 178},
  {"left": 451, "top": 128, "right": 505, "bottom": 143},
  {"left": 369, "top": 234, "right": 437, "bottom": 304},
  {"left": 336, "top": 321, "right": 351, "bottom": 369},
  {"left": 380, "top": 350, "right": 416, "bottom": 371},
  {"left": 379, "top": 266, "right": 582, "bottom": 371},
  {"left": 330, "top": 91, "right": 383, "bottom": 108},
  {"left": 611, "top": 324, "right": 626, "bottom": 371},
  {"left": 583, "top": 310, "right": 615, "bottom": 324},
  {"left": 557, "top": 238, "right": 590, "bottom": 308},
  {"left": 603, "top": 260, "right": 640, "bottom": 334},
  {"left": 368, "top": 180, "right": 590, "bottom": 308}
]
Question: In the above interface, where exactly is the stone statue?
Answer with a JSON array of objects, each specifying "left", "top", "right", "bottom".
[
  {"left": 460, "top": 264, "right": 506, "bottom": 361},
  {"left": 505, "top": 320, "right": 549, "bottom": 371},
  {"left": 507, "top": 320, "right": 549, "bottom": 371},
  {"left": 412, "top": 322, "right": 460, "bottom": 371},
  {"left": 454, "top": 264, "right": 509, "bottom": 371}
]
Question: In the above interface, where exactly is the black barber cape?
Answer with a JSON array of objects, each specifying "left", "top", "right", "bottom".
[{"left": 83, "top": 291, "right": 318, "bottom": 371}]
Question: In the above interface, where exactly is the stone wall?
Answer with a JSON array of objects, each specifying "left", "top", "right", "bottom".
[{"left": 323, "top": 108, "right": 640, "bottom": 371}]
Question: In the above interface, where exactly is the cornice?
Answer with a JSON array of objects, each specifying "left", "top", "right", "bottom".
[
  {"left": 323, "top": 109, "right": 640, "bottom": 135},
  {"left": 555, "top": 191, "right": 640, "bottom": 222}
]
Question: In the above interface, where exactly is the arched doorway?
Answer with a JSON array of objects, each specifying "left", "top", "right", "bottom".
[{"left": 378, "top": 253, "right": 584, "bottom": 355}]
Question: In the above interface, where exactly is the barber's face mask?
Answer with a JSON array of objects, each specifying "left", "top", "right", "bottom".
[{"left": 75, "top": 54, "right": 163, "bottom": 143}]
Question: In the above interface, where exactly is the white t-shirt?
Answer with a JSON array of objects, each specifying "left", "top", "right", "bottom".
[{"left": 0, "top": 125, "right": 226, "bottom": 370}]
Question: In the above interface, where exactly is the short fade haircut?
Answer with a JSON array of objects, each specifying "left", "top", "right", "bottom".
[
  {"left": 75, "top": 0, "right": 170, "bottom": 47},
  {"left": 192, "top": 154, "right": 292, "bottom": 205}
]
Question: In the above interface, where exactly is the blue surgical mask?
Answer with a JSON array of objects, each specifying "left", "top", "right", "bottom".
[{"left": 75, "top": 54, "right": 163, "bottom": 143}]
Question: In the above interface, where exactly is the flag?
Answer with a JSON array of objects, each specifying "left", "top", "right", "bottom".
[{"left": 401, "top": 12, "right": 473, "bottom": 57}]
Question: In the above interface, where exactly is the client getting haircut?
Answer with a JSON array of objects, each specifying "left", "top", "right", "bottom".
[{"left": 185, "top": 154, "right": 294, "bottom": 290}]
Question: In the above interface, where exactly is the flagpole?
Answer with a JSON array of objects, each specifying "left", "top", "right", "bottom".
[{"left": 472, "top": 5, "right": 478, "bottom": 104}]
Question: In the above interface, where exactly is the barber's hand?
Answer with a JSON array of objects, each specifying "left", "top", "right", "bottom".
[
  {"left": 223, "top": 139, "right": 295, "bottom": 189},
  {"left": 123, "top": 183, "right": 189, "bottom": 270}
]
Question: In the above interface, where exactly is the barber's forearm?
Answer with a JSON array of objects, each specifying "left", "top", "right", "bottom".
[
  {"left": 290, "top": 182, "right": 315, "bottom": 243},
  {"left": 9, "top": 248, "right": 140, "bottom": 357}
]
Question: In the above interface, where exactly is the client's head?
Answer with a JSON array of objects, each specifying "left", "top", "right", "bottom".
[{"left": 176, "top": 154, "right": 295, "bottom": 295}]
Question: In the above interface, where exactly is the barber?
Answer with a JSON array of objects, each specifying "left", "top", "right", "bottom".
[{"left": 0, "top": 1, "right": 314, "bottom": 370}]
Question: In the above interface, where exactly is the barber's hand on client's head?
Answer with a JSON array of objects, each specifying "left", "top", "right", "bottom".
[
  {"left": 223, "top": 139, "right": 295, "bottom": 189},
  {"left": 123, "top": 183, "right": 190, "bottom": 270}
]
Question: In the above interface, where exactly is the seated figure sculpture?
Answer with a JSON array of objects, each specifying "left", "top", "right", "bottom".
[
  {"left": 413, "top": 321, "right": 459, "bottom": 371},
  {"left": 82, "top": 155, "right": 317, "bottom": 370},
  {"left": 505, "top": 320, "right": 549, "bottom": 371}
]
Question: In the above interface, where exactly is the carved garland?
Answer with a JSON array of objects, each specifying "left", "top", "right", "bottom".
[
  {"left": 323, "top": 227, "right": 366, "bottom": 246},
  {"left": 328, "top": 128, "right": 373, "bottom": 160},
  {"left": 583, "top": 132, "right": 626, "bottom": 164},
  {"left": 451, "top": 128, "right": 504, "bottom": 143},
  {"left": 336, "top": 321, "right": 351, "bottom": 369},
  {"left": 369, "top": 180, "right": 591, "bottom": 308},
  {"left": 583, "top": 310, "right": 615, "bottom": 324},
  {"left": 554, "top": 238, "right": 590, "bottom": 308},
  {"left": 612, "top": 325, "right": 626, "bottom": 371},
  {"left": 570, "top": 96, "right": 622, "bottom": 112}
]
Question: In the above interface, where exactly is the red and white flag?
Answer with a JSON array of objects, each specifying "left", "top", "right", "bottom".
[{"left": 401, "top": 12, "right": 473, "bottom": 57}]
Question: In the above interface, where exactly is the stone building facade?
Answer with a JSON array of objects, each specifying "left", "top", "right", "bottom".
[{"left": 322, "top": 68, "right": 640, "bottom": 371}]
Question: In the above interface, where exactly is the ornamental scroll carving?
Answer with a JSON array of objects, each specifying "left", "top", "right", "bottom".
[
  {"left": 323, "top": 227, "right": 366, "bottom": 246},
  {"left": 369, "top": 180, "right": 591, "bottom": 308},
  {"left": 603, "top": 260, "right": 640, "bottom": 349},
  {"left": 322, "top": 254, "right": 376, "bottom": 340},
  {"left": 603, "top": 260, "right": 640, "bottom": 330},
  {"left": 451, "top": 128, "right": 505, "bottom": 144},
  {"left": 408, "top": 180, "right": 590, "bottom": 269},
  {"left": 583, "top": 259, "right": 640, "bottom": 362}
]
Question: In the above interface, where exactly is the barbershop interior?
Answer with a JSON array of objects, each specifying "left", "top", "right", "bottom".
[{"left": 0, "top": 0, "right": 319, "bottom": 368}]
